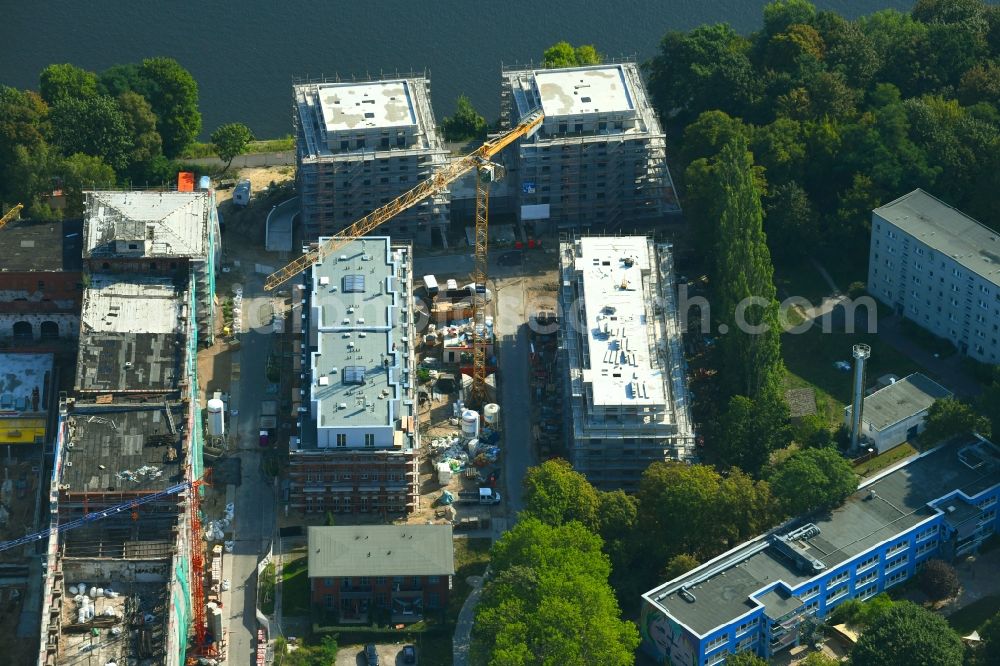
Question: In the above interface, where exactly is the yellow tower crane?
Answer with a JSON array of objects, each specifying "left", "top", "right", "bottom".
[
  {"left": 264, "top": 109, "right": 544, "bottom": 405},
  {"left": 0, "top": 203, "right": 24, "bottom": 232}
]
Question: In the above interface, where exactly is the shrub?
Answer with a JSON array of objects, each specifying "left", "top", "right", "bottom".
[{"left": 917, "top": 558, "right": 960, "bottom": 601}]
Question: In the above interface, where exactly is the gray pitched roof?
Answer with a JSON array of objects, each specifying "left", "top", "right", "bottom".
[{"left": 307, "top": 525, "right": 454, "bottom": 578}]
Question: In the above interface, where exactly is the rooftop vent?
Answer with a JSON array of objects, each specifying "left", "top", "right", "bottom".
[
  {"left": 318, "top": 377, "right": 329, "bottom": 386},
  {"left": 338, "top": 403, "right": 347, "bottom": 410}
]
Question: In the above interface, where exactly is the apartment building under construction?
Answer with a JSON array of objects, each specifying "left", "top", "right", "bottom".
[
  {"left": 501, "top": 63, "right": 679, "bottom": 232},
  {"left": 294, "top": 76, "right": 450, "bottom": 246},
  {"left": 558, "top": 236, "right": 695, "bottom": 491}
]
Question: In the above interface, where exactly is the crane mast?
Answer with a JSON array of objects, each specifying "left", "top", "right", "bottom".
[{"left": 0, "top": 203, "right": 24, "bottom": 232}]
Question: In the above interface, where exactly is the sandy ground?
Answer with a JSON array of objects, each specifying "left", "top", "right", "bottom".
[{"left": 213, "top": 166, "right": 295, "bottom": 205}]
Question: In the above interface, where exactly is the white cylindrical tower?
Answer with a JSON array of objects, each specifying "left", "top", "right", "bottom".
[
  {"left": 483, "top": 403, "right": 500, "bottom": 427},
  {"left": 207, "top": 398, "right": 225, "bottom": 438},
  {"left": 850, "top": 343, "right": 871, "bottom": 449},
  {"left": 461, "top": 409, "right": 480, "bottom": 440}
]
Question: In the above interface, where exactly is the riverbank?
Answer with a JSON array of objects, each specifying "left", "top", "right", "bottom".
[{"left": 180, "top": 136, "right": 295, "bottom": 160}]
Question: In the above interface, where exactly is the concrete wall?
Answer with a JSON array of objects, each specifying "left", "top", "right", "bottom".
[{"left": 62, "top": 559, "right": 170, "bottom": 584}]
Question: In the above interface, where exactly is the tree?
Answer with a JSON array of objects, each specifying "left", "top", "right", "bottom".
[
  {"left": 542, "top": 41, "right": 578, "bottom": 68},
  {"left": 768, "top": 447, "right": 857, "bottom": 515},
  {"left": 761, "top": 0, "right": 818, "bottom": 40},
  {"left": 828, "top": 593, "right": 897, "bottom": 629},
  {"left": 573, "top": 44, "right": 603, "bottom": 65},
  {"left": 682, "top": 110, "right": 751, "bottom": 165},
  {"left": 645, "top": 24, "right": 760, "bottom": 118},
  {"left": 637, "top": 462, "right": 774, "bottom": 562},
  {"left": 799, "top": 653, "right": 838, "bottom": 666},
  {"left": 541, "top": 41, "right": 603, "bottom": 68},
  {"left": 762, "top": 181, "right": 817, "bottom": 262},
  {"left": 851, "top": 601, "right": 964, "bottom": 666},
  {"left": 471, "top": 519, "right": 639, "bottom": 666},
  {"left": 97, "top": 63, "right": 147, "bottom": 98},
  {"left": 661, "top": 554, "right": 699, "bottom": 582},
  {"left": 916, "top": 558, "right": 960, "bottom": 600},
  {"left": 980, "top": 611, "right": 1000, "bottom": 665},
  {"left": 59, "top": 153, "right": 116, "bottom": 217},
  {"left": 712, "top": 394, "right": 791, "bottom": 475},
  {"left": 595, "top": 488, "right": 638, "bottom": 566},
  {"left": 39, "top": 63, "right": 98, "bottom": 105},
  {"left": 211, "top": 122, "right": 255, "bottom": 171},
  {"left": 959, "top": 60, "right": 1000, "bottom": 107},
  {"left": 48, "top": 95, "right": 133, "bottom": 173},
  {"left": 441, "top": 94, "right": 487, "bottom": 142},
  {"left": 117, "top": 91, "right": 163, "bottom": 171},
  {"left": 7, "top": 143, "right": 61, "bottom": 220},
  {"left": 139, "top": 57, "right": 202, "bottom": 158},
  {"left": 0, "top": 86, "right": 49, "bottom": 203},
  {"left": 726, "top": 654, "right": 767, "bottom": 666},
  {"left": 710, "top": 137, "right": 785, "bottom": 402},
  {"left": 793, "top": 414, "right": 836, "bottom": 449},
  {"left": 920, "top": 397, "right": 989, "bottom": 448},
  {"left": 521, "top": 459, "right": 600, "bottom": 530}
]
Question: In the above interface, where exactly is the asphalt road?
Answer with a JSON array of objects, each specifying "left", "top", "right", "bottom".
[{"left": 226, "top": 275, "right": 277, "bottom": 666}]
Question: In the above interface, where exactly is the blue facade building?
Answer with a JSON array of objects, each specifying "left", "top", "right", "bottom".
[{"left": 640, "top": 436, "right": 1000, "bottom": 665}]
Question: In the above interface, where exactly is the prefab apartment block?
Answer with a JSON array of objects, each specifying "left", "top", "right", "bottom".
[
  {"left": 559, "top": 237, "right": 695, "bottom": 491},
  {"left": 868, "top": 189, "right": 1000, "bottom": 363},
  {"left": 640, "top": 436, "right": 1000, "bottom": 666},
  {"left": 290, "top": 237, "right": 419, "bottom": 515},
  {"left": 294, "top": 77, "right": 450, "bottom": 246},
  {"left": 501, "top": 64, "right": 679, "bottom": 232}
]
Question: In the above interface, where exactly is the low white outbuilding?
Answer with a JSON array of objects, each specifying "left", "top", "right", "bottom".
[{"left": 844, "top": 373, "right": 952, "bottom": 453}]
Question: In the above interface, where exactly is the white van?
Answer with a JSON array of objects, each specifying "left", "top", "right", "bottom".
[{"left": 232, "top": 179, "right": 251, "bottom": 207}]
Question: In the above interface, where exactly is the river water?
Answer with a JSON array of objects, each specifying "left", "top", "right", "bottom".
[{"left": 7, "top": 0, "right": 912, "bottom": 138}]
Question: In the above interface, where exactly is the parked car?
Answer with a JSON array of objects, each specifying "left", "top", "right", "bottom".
[
  {"left": 402, "top": 644, "right": 417, "bottom": 664},
  {"left": 364, "top": 643, "right": 379, "bottom": 665}
]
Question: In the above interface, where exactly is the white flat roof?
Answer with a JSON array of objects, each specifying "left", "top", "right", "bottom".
[
  {"left": 318, "top": 81, "right": 417, "bottom": 132},
  {"left": 576, "top": 237, "right": 664, "bottom": 406},
  {"left": 534, "top": 65, "right": 634, "bottom": 117},
  {"left": 81, "top": 276, "right": 184, "bottom": 334}
]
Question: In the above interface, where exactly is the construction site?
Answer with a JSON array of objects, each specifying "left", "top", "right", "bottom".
[
  {"left": 0, "top": 57, "right": 693, "bottom": 665},
  {"left": 30, "top": 189, "right": 219, "bottom": 666}
]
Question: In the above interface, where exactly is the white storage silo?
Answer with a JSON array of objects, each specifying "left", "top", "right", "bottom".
[
  {"left": 483, "top": 403, "right": 500, "bottom": 427},
  {"left": 461, "top": 409, "right": 480, "bottom": 440},
  {"left": 207, "top": 398, "right": 225, "bottom": 437}
]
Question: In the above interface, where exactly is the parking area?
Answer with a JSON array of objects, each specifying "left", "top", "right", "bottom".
[{"left": 335, "top": 642, "right": 418, "bottom": 665}]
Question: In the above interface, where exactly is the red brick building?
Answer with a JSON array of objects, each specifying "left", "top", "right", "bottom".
[
  {"left": 307, "top": 525, "right": 454, "bottom": 624},
  {"left": 0, "top": 218, "right": 83, "bottom": 348}
]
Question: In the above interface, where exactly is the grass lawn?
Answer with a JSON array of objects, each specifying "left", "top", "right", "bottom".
[
  {"left": 782, "top": 326, "right": 922, "bottom": 427},
  {"left": 281, "top": 556, "right": 310, "bottom": 615},
  {"left": 260, "top": 562, "right": 276, "bottom": 615},
  {"left": 947, "top": 594, "right": 1000, "bottom": 634},
  {"left": 774, "top": 260, "right": 834, "bottom": 304},
  {"left": 853, "top": 443, "right": 917, "bottom": 478}
]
